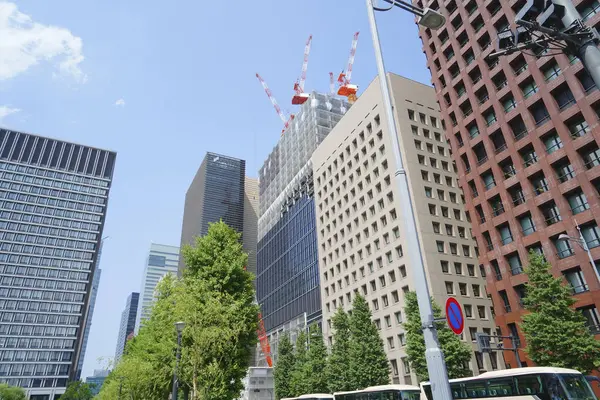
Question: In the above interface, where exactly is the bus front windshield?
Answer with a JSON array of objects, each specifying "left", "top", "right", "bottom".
[{"left": 560, "top": 374, "right": 596, "bottom": 400}]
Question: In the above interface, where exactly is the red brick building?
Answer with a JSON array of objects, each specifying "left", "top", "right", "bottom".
[{"left": 415, "top": 0, "right": 600, "bottom": 369}]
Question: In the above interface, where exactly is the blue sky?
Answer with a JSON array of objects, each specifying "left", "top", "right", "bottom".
[{"left": 1, "top": 0, "right": 432, "bottom": 377}]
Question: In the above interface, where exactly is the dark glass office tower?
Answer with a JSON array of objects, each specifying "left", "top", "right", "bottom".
[
  {"left": 256, "top": 177, "right": 321, "bottom": 333},
  {"left": 179, "top": 152, "right": 249, "bottom": 273},
  {"left": 114, "top": 292, "right": 139, "bottom": 364},
  {"left": 0, "top": 128, "right": 116, "bottom": 399}
]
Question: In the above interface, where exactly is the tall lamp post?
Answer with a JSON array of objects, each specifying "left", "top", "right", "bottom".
[
  {"left": 559, "top": 225, "right": 600, "bottom": 284},
  {"left": 364, "top": 2, "right": 452, "bottom": 400},
  {"left": 172, "top": 321, "right": 185, "bottom": 400}
]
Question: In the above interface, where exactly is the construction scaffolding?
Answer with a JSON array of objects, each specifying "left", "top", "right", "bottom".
[{"left": 258, "top": 91, "right": 350, "bottom": 240}]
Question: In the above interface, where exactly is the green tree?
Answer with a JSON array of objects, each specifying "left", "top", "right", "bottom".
[
  {"left": 403, "top": 291, "right": 472, "bottom": 381},
  {"left": 348, "top": 294, "right": 390, "bottom": 389},
  {"left": 303, "top": 324, "right": 329, "bottom": 393},
  {"left": 521, "top": 251, "right": 600, "bottom": 373},
  {"left": 178, "top": 221, "right": 258, "bottom": 399},
  {"left": 290, "top": 329, "right": 309, "bottom": 396},
  {"left": 0, "top": 383, "right": 26, "bottom": 400},
  {"left": 59, "top": 381, "right": 94, "bottom": 400},
  {"left": 274, "top": 333, "right": 295, "bottom": 400},
  {"left": 97, "top": 221, "right": 258, "bottom": 400},
  {"left": 327, "top": 308, "right": 352, "bottom": 392}
]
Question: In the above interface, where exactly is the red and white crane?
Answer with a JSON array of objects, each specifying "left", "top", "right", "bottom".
[
  {"left": 256, "top": 73, "right": 294, "bottom": 133},
  {"left": 337, "top": 31, "right": 360, "bottom": 103},
  {"left": 292, "top": 35, "right": 313, "bottom": 105}
]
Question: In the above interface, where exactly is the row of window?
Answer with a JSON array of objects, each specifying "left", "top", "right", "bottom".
[
  {"left": 0, "top": 276, "right": 86, "bottom": 292},
  {"left": 0, "top": 231, "right": 95, "bottom": 251},
  {"left": 0, "top": 361, "right": 70, "bottom": 375},
  {"left": 0, "top": 199, "right": 102, "bottom": 222},
  {"left": 424, "top": 186, "right": 465, "bottom": 206},
  {"left": 0, "top": 216, "right": 99, "bottom": 237},
  {"left": 0, "top": 302, "right": 82, "bottom": 317},
  {"left": 407, "top": 108, "right": 441, "bottom": 129},
  {"left": 0, "top": 242, "right": 93, "bottom": 261},
  {"left": 435, "top": 239, "right": 475, "bottom": 258},
  {"left": 444, "top": 281, "right": 485, "bottom": 299},
  {"left": 0, "top": 262, "right": 91, "bottom": 277},
  {"left": 0, "top": 288, "right": 85, "bottom": 304},
  {"left": 440, "top": 261, "right": 485, "bottom": 279},
  {"left": 0, "top": 316, "right": 80, "bottom": 332},
  {"left": 0, "top": 160, "right": 110, "bottom": 188},
  {"left": 0, "top": 376, "right": 68, "bottom": 389},
  {"left": 0, "top": 171, "right": 108, "bottom": 196},
  {"left": 0, "top": 181, "right": 105, "bottom": 205},
  {"left": 0, "top": 190, "right": 104, "bottom": 213},
  {"left": 0, "top": 336, "right": 76, "bottom": 350}
]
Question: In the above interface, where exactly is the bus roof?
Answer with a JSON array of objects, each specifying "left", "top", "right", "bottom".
[
  {"left": 421, "top": 367, "right": 585, "bottom": 386},
  {"left": 334, "top": 384, "right": 421, "bottom": 395},
  {"left": 298, "top": 395, "right": 334, "bottom": 399}
]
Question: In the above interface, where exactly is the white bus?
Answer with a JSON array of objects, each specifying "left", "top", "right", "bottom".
[
  {"left": 420, "top": 367, "right": 596, "bottom": 400},
  {"left": 335, "top": 384, "right": 422, "bottom": 400},
  {"left": 298, "top": 395, "right": 334, "bottom": 400}
]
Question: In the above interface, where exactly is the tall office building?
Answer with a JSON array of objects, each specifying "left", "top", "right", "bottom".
[
  {"left": 415, "top": 0, "right": 600, "bottom": 367},
  {"left": 179, "top": 152, "right": 257, "bottom": 275},
  {"left": 114, "top": 292, "right": 139, "bottom": 363},
  {"left": 0, "top": 128, "right": 116, "bottom": 399},
  {"left": 312, "top": 74, "right": 501, "bottom": 383},
  {"left": 135, "top": 243, "right": 179, "bottom": 333},
  {"left": 84, "top": 369, "right": 110, "bottom": 396},
  {"left": 256, "top": 92, "right": 348, "bottom": 365}
]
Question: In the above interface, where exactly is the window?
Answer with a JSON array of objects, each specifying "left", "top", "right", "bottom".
[
  {"left": 437, "top": 241, "right": 445, "bottom": 253},
  {"left": 445, "top": 281, "right": 454, "bottom": 294},
  {"left": 402, "top": 358, "right": 411, "bottom": 375},
  {"left": 459, "top": 283, "right": 468, "bottom": 296},
  {"left": 581, "top": 223, "right": 600, "bottom": 249},
  {"left": 542, "top": 61, "right": 561, "bottom": 81},
  {"left": 518, "top": 213, "right": 536, "bottom": 236},
  {"left": 543, "top": 132, "right": 563, "bottom": 154},
  {"left": 500, "top": 290, "right": 511, "bottom": 313},
  {"left": 390, "top": 359, "right": 399, "bottom": 376},
  {"left": 498, "top": 224, "right": 513, "bottom": 245},
  {"left": 477, "top": 305, "right": 487, "bottom": 319},
  {"left": 385, "top": 315, "right": 392, "bottom": 327},
  {"left": 464, "top": 304, "right": 473, "bottom": 318},
  {"left": 521, "top": 79, "right": 539, "bottom": 98},
  {"left": 395, "top": 311, "right": 402, "bottom": 324},
  {"left": 507, "top": 253, "right": 523, "bottom": 275},
  {"left": 554, "top": 236, "right": 575, "bottom": 259},
  {"left": 441, "top": 260, "right": 449, "bottom": 273},
  {"left": 387, "top": 336, "right": 395, "bottom": 349},
  {"left": 564, "top": 267, "right": 589, "bottom": 294},
  {"left": 567, "top": 190, "right": 590, "bottom": 214}
]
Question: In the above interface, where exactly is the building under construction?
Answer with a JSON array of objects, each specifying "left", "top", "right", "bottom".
[{"left": 255, "top": 91, "right": 349, "bottom": 365}]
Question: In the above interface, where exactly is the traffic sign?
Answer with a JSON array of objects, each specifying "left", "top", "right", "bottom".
[{"left": 445, "top": 297, "right": 464, "bottom": 335}]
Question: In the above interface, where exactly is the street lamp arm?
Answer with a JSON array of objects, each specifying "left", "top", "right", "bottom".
[{"left": 379, "top": 0, "right": 426, "bottom": 16}]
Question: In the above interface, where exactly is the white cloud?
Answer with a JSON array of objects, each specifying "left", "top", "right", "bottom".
[
  {"left": 0, "top": 105, "right": 20, "bottom": 119},
  {"left": 0, "top": 2, "right": 86, "bottom": 82},
  {"left": 115, "top": 98, "right": 125, "bottom": 107}
]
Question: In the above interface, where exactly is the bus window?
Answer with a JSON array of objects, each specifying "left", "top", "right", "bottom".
[
  {"left": 487, "top": 378, "right": 515, "bottom": 397},
  {"left": 450, "top": 383, "right": 466, "bottom": 399},
  {"left": 545, "top": 374, "right": 569, "bottom": 400},
  {"left": 560, "top": 374, "right": 596, "bottom": 400},
  {"left": 401, "top": 391, "right": 422, "bottom": 400},
  {"left": 464, "top": 382, "right": 487, "bottom": 398},
  {"left": 515, "top": 375, "right": 543, "bottom": 395}
]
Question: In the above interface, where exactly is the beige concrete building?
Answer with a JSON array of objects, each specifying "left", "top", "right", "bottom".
[{"left": 311, "top": 74, "right": 503, "bottom": 385}]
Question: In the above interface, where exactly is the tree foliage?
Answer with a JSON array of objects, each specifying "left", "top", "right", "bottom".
[
  {"left": 521, "top": 251, "right": 600, "bottom": 373},
  {"left": 348, "top": 294, "right": 390, "bottom": 389},
  {"left": 60, "top": 381, "right": 94, "bottom": 400},
  {"left": 327, "top": 307, "right": 353, "bottom": 392},
  {"left": 96, "top": 221, "right": 258, "bottom": 400},
  {"left": 403, "top": 291, "right": 472, "bottom": 381},
  {"left": 0, "top": 384, "right": 26, "bottom": 400},
  {"left": 303, "top": 325, "right": 329, "bottom": 393},
  {"left": 290, "top": 329, "right": 309, "bottom": 396},
  {"left": 274, "top": 333, "right": 295, "bottom": 400}
]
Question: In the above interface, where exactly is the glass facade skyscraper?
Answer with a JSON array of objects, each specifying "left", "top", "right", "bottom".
[
  {"left": 114, "top": 292, "right": 139, "bottom": 364},
  {"left": 0, "top": 128, "right": 116, "bottom": 399},
  {"left": 256, "top": 183, "right": 321, "bottom": 333}
]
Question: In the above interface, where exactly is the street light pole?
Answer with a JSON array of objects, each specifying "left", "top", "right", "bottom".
[
  {"left": 365, "top": 2, "right": 452, "bottom": 400},
  {"left": 172, "top": 321, "right": 185, "bottom": 400}
]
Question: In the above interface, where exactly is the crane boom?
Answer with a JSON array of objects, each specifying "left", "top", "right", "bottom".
[
  {"left": 338, "top": 31, "right": 360, "bottom": 85},
  {"left": 298, "top": 35, "right": 312, "bottom": 93},
  {"left": 329, "top": 72, "right": 335, "bottom": 95},
  {"left": 257, "top": 312, "right": 273, "bottom": 367},
  {"left": 256, "top": 73, "right": 290, "bottom": 131}
]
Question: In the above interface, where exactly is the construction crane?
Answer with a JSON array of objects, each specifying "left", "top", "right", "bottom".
[
  {"left": 337, "top": 31, "right": 360, "bottom": 104},
  {"left": 257, "top": 312, "right": 273, "bottom": 367},
  {"left": 329, "top": 72, "right": 336, "bottom": 95},
  {"left": 292, "top": 35, "right": 313, "bottom": 105},
  {"left": 256, "top": 73, "right": 294, "bottom": 134}
]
